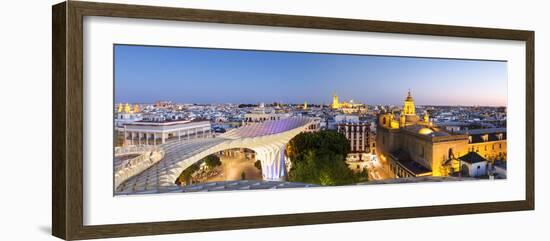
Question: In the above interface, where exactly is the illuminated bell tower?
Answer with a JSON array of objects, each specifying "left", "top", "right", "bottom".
[
  {"left": 332, "top": 93, "right": 340, "bottom": 109},
  {"left": 124, "top": 103, "right": 131, "bottom": 113},
  {"left": 403, "top": 90, "right": 416, "bottom": 115},
  {"left": 133, "top": 104, "right": 140, "bottom": 113},
  {"left": 117, "top": 103, "right": 123, "bottom": 113}
]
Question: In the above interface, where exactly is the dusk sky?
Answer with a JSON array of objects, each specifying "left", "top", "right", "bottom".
[{"left": 114, "top": 44, "right": 507, "bottom": 106}]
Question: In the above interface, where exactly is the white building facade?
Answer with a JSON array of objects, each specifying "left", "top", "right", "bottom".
[{"left": 123, "top": 120, "right": 212, "bottom": 146}]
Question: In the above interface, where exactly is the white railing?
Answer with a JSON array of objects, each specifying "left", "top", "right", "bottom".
[
  {"left": 115, "top": 145, "right": 159, "bottom": 156},
  {"left": 114, "top": 146, "right": 165, "bottom": 190}
]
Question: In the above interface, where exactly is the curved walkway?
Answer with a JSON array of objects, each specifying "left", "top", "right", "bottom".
[{"left": 116, "top": 117, "right": 317, "bottom": 193}]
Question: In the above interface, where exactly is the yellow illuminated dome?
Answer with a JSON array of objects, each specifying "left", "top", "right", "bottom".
[
  {"left": 418, "top": 127, "right": 434, "bottom": 135},
  {"left": 405, "top": 91, "right": 414, "bottom": 101}
]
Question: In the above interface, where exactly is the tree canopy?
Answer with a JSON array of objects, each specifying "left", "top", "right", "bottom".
[
  {"left": 286, "top": 130, "right": 350, "bottom": 162},
  {"left": 203, "top": 155, "right": 221, "bottom": 168},
  {"left": 254, "top": 160, "right": 262, "bottom": 170},
  {"left": 287, "top": 131, "right": 358, "bottom": 185},
  {"left": 176, "top": 163, "right": 200, "bottom": 185}
]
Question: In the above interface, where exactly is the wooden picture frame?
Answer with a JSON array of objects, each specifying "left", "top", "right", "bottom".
[{"left": 52, "top": 1, "right": 534, "bottom": 240}]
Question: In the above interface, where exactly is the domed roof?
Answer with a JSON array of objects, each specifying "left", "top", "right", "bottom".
[
  {"left": 405, "top": 90, "right": 414, "bottom": 102},
  {"left": 418, "top": 127, "right": 434, "bottom": 135}
]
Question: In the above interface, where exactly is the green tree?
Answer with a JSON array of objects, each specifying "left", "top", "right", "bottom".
[
  {"left": 289, "top": 150, "right": 356, "bottom": 185},
  {"left": 254, "top": 160, "right": 262, "bottom": 170},
  {"left": 355, "top": 167, "right": 369, "bottom": 182},
  {"left": 286, "top": 130, "right": 350, "bottom": 162},
  {"left": 176, "top": 163, "right": 200, "bottom": 185},
  {"left": 287, "top": 131, "right": 356, "bottom": 186},
  {"left": 203, "top": 155, "right": 221, "bottom": 168}
]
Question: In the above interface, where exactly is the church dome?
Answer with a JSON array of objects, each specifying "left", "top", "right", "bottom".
[
  {"left": 418, "top": 127, "right": 434, "bottom": 135},
  {"left": 405, "top": 90, "right": 414, "bottom": 101}
]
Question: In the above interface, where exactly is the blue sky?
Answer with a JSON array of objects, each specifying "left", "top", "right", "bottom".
[{"left": 114, "top": 44, "right": 507, "bottom": 106}]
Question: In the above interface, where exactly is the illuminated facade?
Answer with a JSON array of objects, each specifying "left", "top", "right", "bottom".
[
  {"left": 332, "top": 93, "right": 341, "bottom": 109},
  {"left": 133, "top": 104, "right": 140, "bottom": 113},
  {"left": 331, "top": 93, "right": 367, "bottom": 114},
  {"left": 376, "top": 91, "right": 507, "bottom": 178},
  {"left": 403, "top": 90, "right": 415, "bottom": 115},
  {"left": 115, "top": 103, "right": 143, "bottom": 127},
  {"left": 117, "top": 103, "right": 139, "bottom": 114},
  {"left": 337, "top": 122, "right": 374, "bottom": 161},
  {"left": 154, "top": 101, "right": 172, "bottom": 108},
  {"left": 123, "top": 120, "right": 212, "bottom": 146},
  {"left": 461, "top": 128, "right": 507, "bottom": 162}
]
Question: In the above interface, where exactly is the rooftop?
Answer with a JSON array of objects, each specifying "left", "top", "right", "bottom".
[
  {"left": 127, "top": 118, "right": 210, "bottom": 126},
  {"left": 458, "top": 152, "right": 487, "bottom": 164},
  {"left": 390, "top": 149, "right": 432, "bottom": 175},
  {"left": 457, "top": 128, "right": 507, "bottom": 143},
  {"left": 436, "top": 121, "right": 470, "bottom": 127},
  {"left": 221, "top": 117, "right": 315, "bottom": 139},
  {"left": 404, "top": 125, "right": 450, "bottom": 137},
  {"left": 456, "top": 127, "right": 507, "bottom": 135}
]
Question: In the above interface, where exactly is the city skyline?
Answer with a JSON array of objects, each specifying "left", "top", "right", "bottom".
[{"left": 115, "top": 44, "right": 508, "bottom": 106}]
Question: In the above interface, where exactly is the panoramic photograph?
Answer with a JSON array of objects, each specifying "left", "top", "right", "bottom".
[{"left": 113, "top": 44, "right": 508, "bottom": 195}]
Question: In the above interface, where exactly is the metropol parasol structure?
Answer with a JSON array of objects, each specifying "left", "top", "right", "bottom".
[{"left": 115, "top": 117, "right": 319, "bottom": 194}]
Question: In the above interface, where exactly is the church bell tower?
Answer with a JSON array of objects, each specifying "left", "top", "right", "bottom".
[
  {"left": 332, "top": 93, "right": 340, "bottom": 109},
  {"left": 403, "top": 90, "right": 416, "bottom": 115}
]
